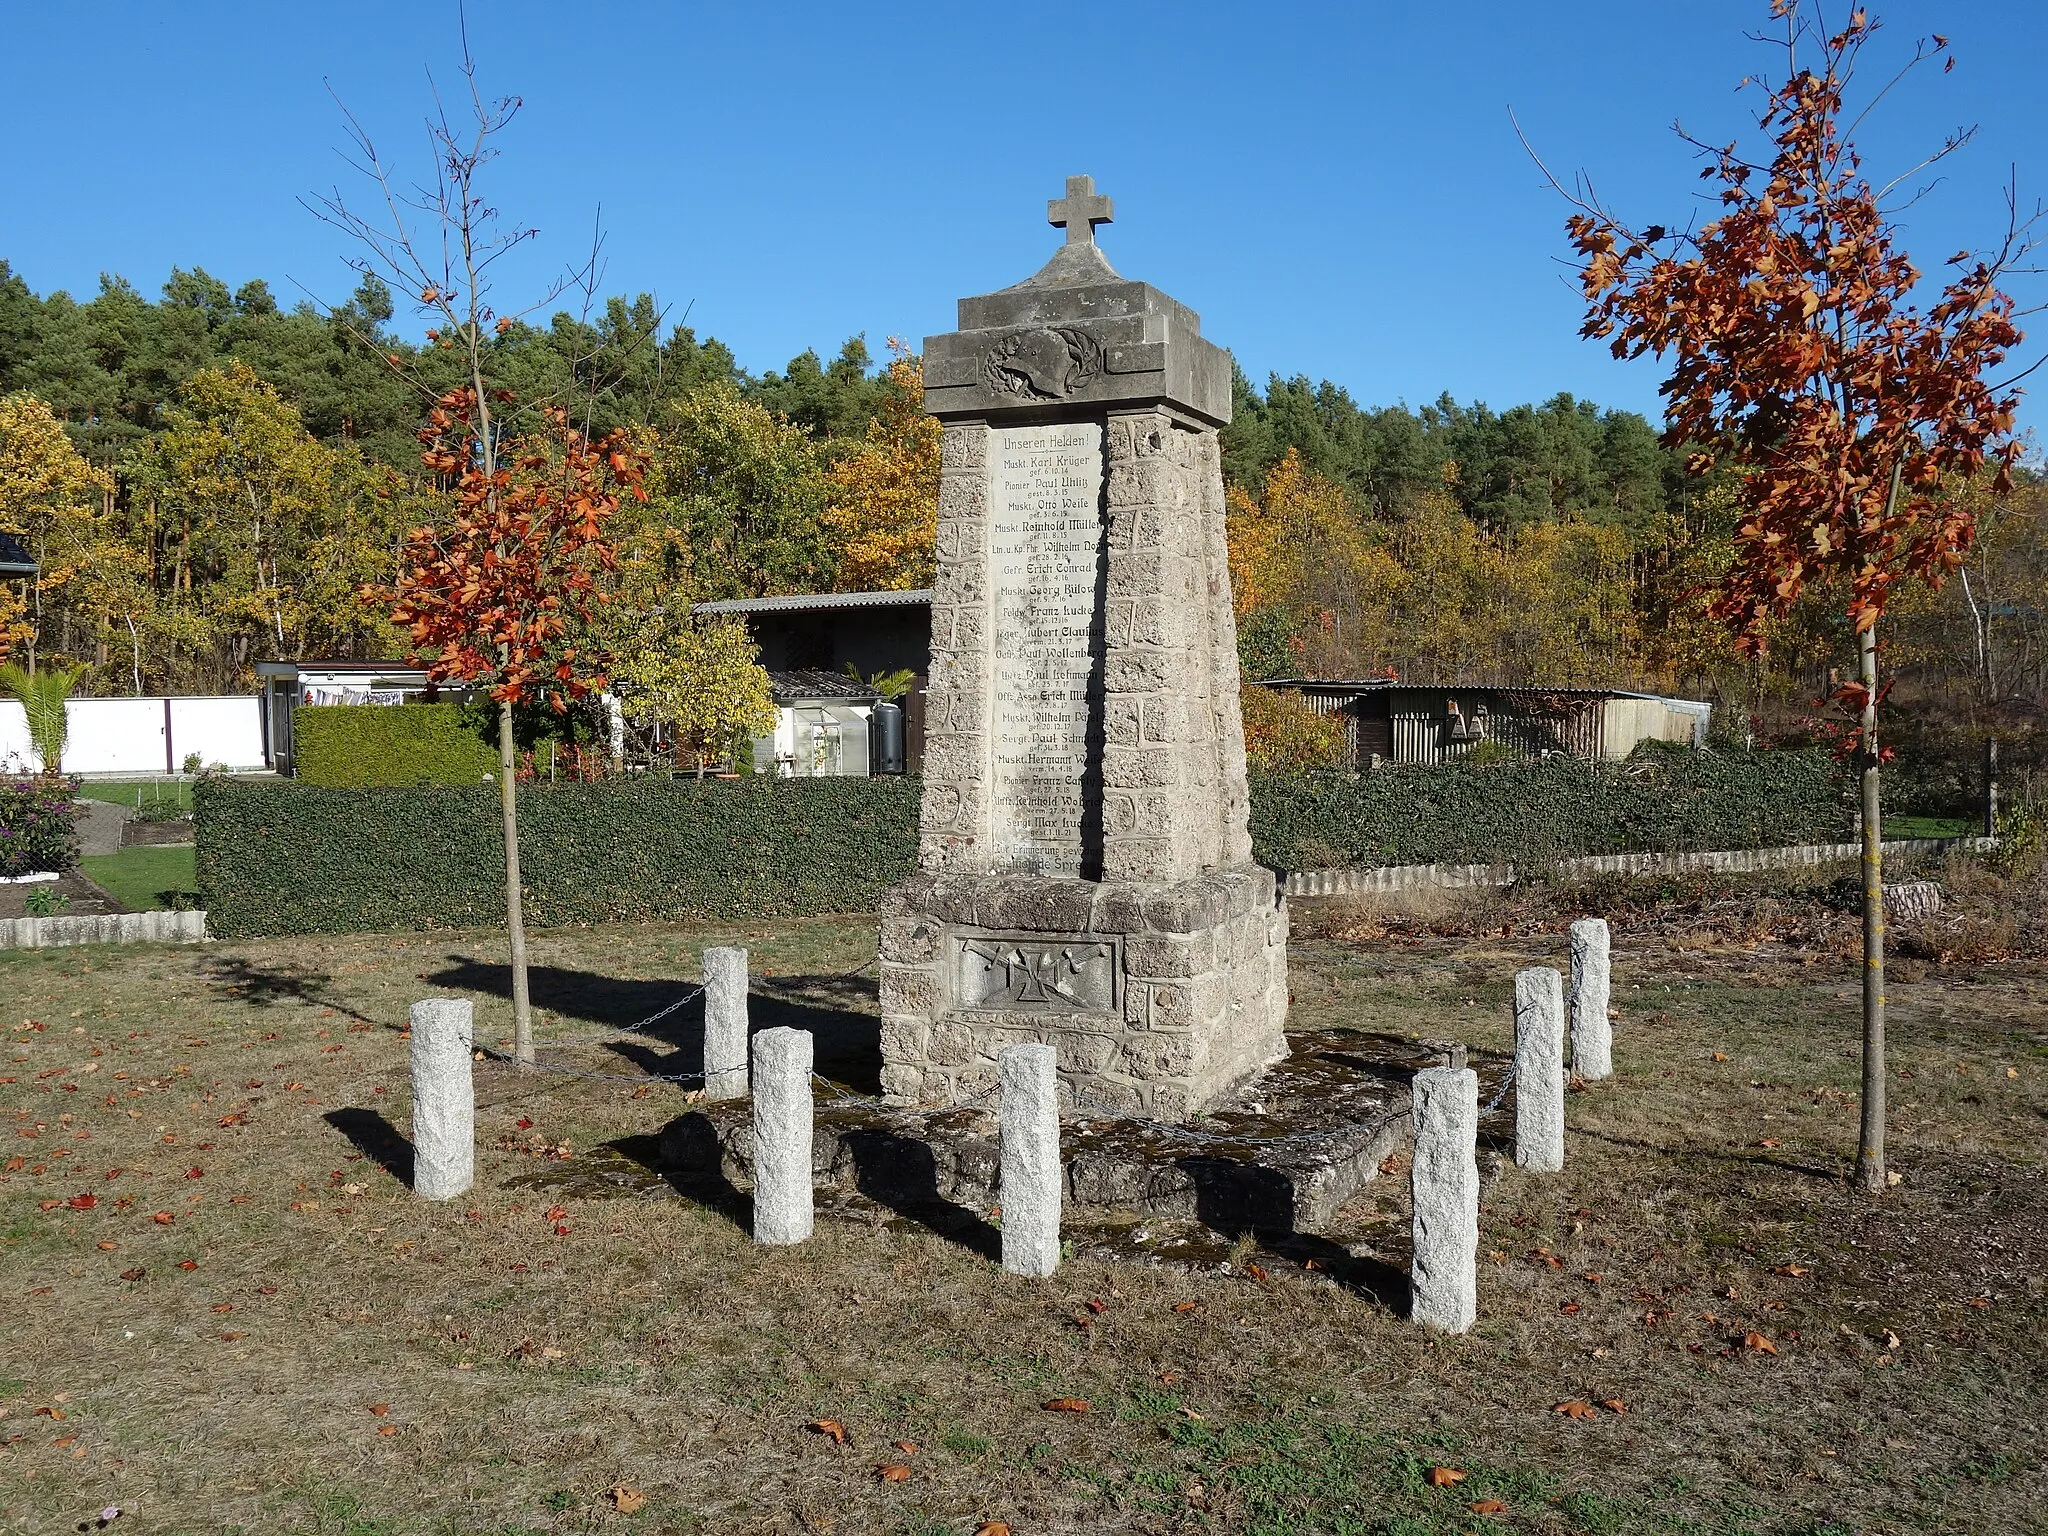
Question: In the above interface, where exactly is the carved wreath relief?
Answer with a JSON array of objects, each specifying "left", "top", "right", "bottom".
[
  {"left": 959, "top": 936, "right": 1117, "bottom": 1013},
  {"left": 982, "top": 326, "right": 1104, "bottom": 400}
]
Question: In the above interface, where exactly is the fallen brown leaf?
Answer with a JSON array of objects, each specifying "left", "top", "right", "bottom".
[
  {"left": 1426, "top": 1465, "right": 1467, "bottom": 1487},
  {"left": 1554, "top": 1400, "right": 1599, "bottom": 1419},
  {"left": 1471, "top": 1498, "right": 1509, "bottom": 1514},
  {"left": 1172, "top": 1300, "right": 1198, "bottom": 1313},
  {"left": 368, "top": 1404, "right": 390, "bottom": 1416},
  {"left": 892, "top": 1440, "right": 918, "bottom": 1454},
  {"left": 875, "top": 1463, "right": 912, "bottom": 1483},
  {"left": 609, "top": 1486, "right": 645, "bottom": 1513},
  {"left": 972, "top": 1523, "right": 1012, "bottom": 1536},
  {"left": 1771, "top": 1264, "right": 1810, "bottom": 1277},
  {"left": 806, "top": 1419, "right": 849, "bottom": 1445},
  {"left": 1601, "top": 1398, "right": 1629, "bottom": 1414},
  {"left": 1744, "top": 1332, "right": 1778, "bottom": 1354},
  {"left": 376, "top": 1424, "right": 397, "bottom": 1437},
  {"left": 1042, "top": 1397, "right": 1091, "bottom": 1413}
]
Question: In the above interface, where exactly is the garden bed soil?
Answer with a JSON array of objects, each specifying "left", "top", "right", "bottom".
[
  {"left": 121, "top": 816, "right": 198, "bottom": 847},
  {"left": 0, "top": 866, "right": 125, "bottom": 920}
]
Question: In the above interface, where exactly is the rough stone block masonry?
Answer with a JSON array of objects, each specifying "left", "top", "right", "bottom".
[{"left": 879, "top": 176, "right": 1288, "bottom": 1121}]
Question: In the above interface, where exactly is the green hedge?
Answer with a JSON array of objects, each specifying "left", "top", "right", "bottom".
[
  {"left": 1249, "top": 745, "right": 1855, "bottom": 871},
  {"left": 294, "top": 704, "right": 497, "bottom": 787},
  {"left": 197, "top": 746, "right": 1855, "bottom": 936},
  {"left": 196, "top": 776, "right": 922, "bottom": 938}
]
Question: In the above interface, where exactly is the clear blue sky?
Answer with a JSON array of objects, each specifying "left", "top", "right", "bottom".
[{"left": 3, "top": 1, "right": 2042, "bottom": 432}]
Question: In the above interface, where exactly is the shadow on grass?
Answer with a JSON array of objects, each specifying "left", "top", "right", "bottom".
[
  {"left": 205, "top": 956, "right": 383, "bottom": 1027},
  {"left": 424, "top": 958, "right": 884, "bottom": 1095},
  {"left": 323, "top": 1106, "right": 415, "bottom": 1187},
  {"left": 836, "top": 1122, "right": 1001, "bottom": 1262},
  {"left": 608, "top": 1127, "right": 751, "bottom": 1234},
  {"left": 1572, "top": 1123, "right": 1846, "bottom": 1183}
]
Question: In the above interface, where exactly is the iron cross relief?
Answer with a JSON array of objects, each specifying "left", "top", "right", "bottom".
[
  {"left": 1048, "top": 174, "right": 1113, "bottom": 246},
  {"left": 964, "top": 939, "right": 1111, "bottom": 1011}
]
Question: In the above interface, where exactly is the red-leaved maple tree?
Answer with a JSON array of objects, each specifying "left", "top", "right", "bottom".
[
  {"left": 1554, "top": 2, "right": 2033, "bottom": 1191},
  {"left": 315, "top": 26, "right": 661, "bottom": 1067},
  {"left": 379, "top": 390, "right": 646, "bottom": 1063}
]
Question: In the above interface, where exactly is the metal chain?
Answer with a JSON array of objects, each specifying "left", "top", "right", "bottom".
[
  {"left": 528, "top": 983, "right": 707, "bottom": 1051},
  {"left": 1477, "top": 1059, "right": 1518, "bottom": 1118},
  {"left": 474, "top": 983, "right": 712, "bottom": 1085}
]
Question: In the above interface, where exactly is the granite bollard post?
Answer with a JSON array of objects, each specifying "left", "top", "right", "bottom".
[
  {"left": 1410, "top": 1063, "right": 1479, "bottom": 1332},
  {"left": 1568, "top": 918, "right": 1613, "bottom": 1081},
  {"left": 703, "top": 946, "right": 750, "bottom": 1101},
  {"left": 750, "top": 1026, "right": 813, "bottom": 1245},
  {"left": 408, "top": 998, "right": 474, "bottom": 1201},
  {"left": 1513, "top": 966, "right": 1566, "bottom": 1172},
  {"left": 999, "top": 1043, "right": 1062, "bottom": 1278}
]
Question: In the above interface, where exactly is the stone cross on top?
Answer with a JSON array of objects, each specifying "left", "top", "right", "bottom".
[{"left": 1048, "top": 174, "right": 1113, "bottom": 246}]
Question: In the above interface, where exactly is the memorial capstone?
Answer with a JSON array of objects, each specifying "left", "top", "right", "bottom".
[{"left": 878, "top": 177, "right": 1289, "bottom": 1121}]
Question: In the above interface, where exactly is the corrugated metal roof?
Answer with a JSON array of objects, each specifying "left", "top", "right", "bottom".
[
  {"left": 253, "top": 659, "right": 431, "bottom": 678},
  {"left": 695, "top": 589, "right": 934, "bottom": 616},
  {"left": 768, "top": 669, "right": 884, "bottom": 700}
]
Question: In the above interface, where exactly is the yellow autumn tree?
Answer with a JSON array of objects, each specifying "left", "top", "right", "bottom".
[
  {"left": 0, "top": 392, "right": 118, "bottom": 670},
  {"left": 132, "top": 363, "right": 397, "bottom": 675},
  {"left": 1225, "top": 449, "right": 1398, "bottom": 678},
  {"left": 596, "top": 503, "right": 778, "bottom": 776},
  {"left": 609, "top": 611, "right": 779, "bottom": 776},
  {"left": 823, "top": 343, "right": 941, "bottom": 590}
]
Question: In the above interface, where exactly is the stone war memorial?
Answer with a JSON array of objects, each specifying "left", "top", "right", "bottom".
[{"left": 878, "top": 175, "right": 1290, "bottom": 1122}]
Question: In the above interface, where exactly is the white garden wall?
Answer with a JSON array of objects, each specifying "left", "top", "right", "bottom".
[{"left": 0, "top": 696, "right": 265, "bottom": 775}]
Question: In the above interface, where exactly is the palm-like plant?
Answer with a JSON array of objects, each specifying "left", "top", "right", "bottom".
[
  {"left": 0, "top": 664, "right": 84, "bottom": 774},
  {"left": 843, "top": 665, "right": 919, "bottom": 702}
]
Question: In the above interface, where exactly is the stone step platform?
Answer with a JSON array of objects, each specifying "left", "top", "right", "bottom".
[{"left": 656, "top": 1028, "right": 1418, "bottom": 1236}]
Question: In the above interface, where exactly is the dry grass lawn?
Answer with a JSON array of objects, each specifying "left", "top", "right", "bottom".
[{"left": 2, "top": 911, "right": 2045, "bottom": 1535}]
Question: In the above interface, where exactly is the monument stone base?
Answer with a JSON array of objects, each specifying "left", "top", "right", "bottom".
[{"left": 877, "top": 863, "right": 1289, "bottom": 1121}]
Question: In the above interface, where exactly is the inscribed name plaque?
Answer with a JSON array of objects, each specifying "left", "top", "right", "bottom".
[{"left": 987, "top": 420, "right": 1106, "bottom": 874}]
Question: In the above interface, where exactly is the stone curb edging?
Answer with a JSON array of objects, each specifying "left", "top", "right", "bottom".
[
  {"left": 0, "top": 909, "right": 208, "bottom": 949},
  {"left": 1281, "top": 835, "right": 1997, "bottom": 898}
]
